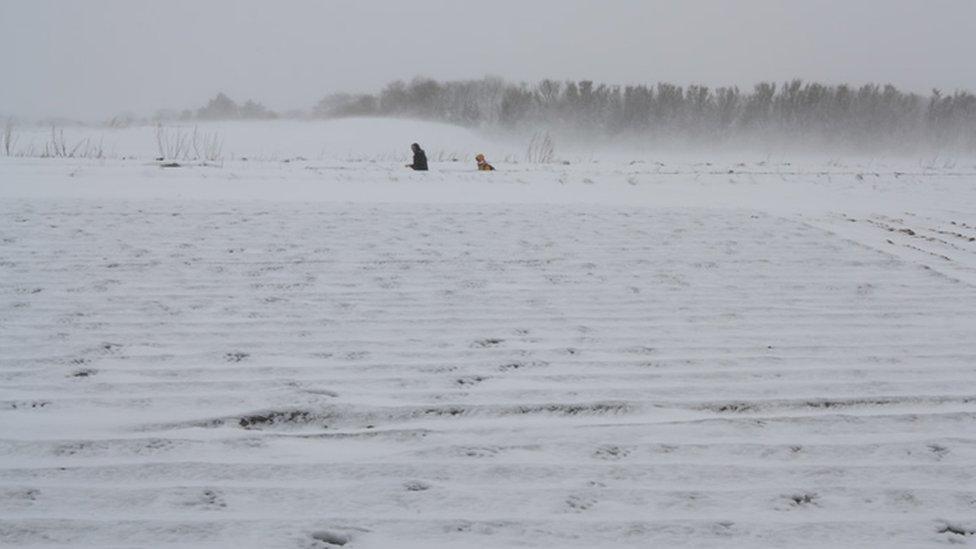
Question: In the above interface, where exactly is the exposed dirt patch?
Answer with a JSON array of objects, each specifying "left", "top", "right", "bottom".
[
  {"left": 239, "top": 410, "right": 317, "bottom": 429},
  {"left": 7, "top": 400, "right": 50, "bottom": 410},
  {"left": 928, "top": 444, "right": 950, "bottom": 460},
  {"left": 472, "top": 338, "right": 504, "bottom": 348},
  {"left": 404, "top": 480, "right": 431, "bottom": 492},
  {"left": 704, "top": 402, "right": 758, "bottom": 413},
  {"left": 455, "top": 376, "right": 487, "bottom": 387},
  {"left": 937, "top": 522, "right": 975, "bottom": 537},
  {"left": 311, "top": 530, "right": 349, "bottom": 546},
  {"left": 703, "top": 395, "right": 974, "bottom": 414},
  {"left": 786, "top": 493, "right": 819, "bottom": 507},
  {"left": 593, "top": 445, "right": 632, "bottom": 460},
  {"left": 182, "top": 488, "right": 227, "bottom": 510},
  {"left": 422, "top": 406, "right": 467, "bottom": 417},
  {"left": 565, "top": 494, "right": 596, "bottom": 512},
  {"left": 509, "top": 402, "right": 631, "bottom": 416}
]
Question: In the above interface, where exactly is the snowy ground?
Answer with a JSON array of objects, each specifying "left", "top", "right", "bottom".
[{"left": 2, "top": 120, "right": 976, "bottom": 548}]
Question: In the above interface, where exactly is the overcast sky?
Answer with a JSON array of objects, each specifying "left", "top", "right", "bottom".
[{"left": 2, "top": 0, "right": 975, "bottom": 120}]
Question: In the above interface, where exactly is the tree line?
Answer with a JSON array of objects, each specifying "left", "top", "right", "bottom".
[
  {"left": 155, "top": 92, "right": 278, "bottom": 122},
  {"left": 312, "top": 77, "right": 976, "bottom": 152},
  {"left": 151, "top": 77, "right": 976, "bottom": 153}
]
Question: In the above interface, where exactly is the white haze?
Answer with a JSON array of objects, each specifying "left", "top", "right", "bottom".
[{"left": 1, "top": 0, "right": 975, "bottom": 120}]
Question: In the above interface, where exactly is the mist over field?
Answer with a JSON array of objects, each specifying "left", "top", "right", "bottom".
[
  {"left": 4, "top": 75, "right": 976, "bottom": 159},
  {"left": 3, "top": 3, "right": 976, "bottom": 549},
  {"left": 3, "top": 0, "right": 976, "bottom": 156}
]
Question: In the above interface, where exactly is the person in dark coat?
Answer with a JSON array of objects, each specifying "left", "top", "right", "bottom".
[{"left": 406, "top": 143, "right": 428, "bottom": 171}]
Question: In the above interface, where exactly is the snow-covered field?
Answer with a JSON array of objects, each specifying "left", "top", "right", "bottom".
[{"left": 2, "top": 120, "right": 976, "bottom": 548}]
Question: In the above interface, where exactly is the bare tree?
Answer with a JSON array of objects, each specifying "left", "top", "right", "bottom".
[
  {"left": 156, "top": 123, "right": 223, "bottom": 162},
  {"left": 2, "top": 118, "right": 16, "bottom": 156},
  {"left": 155, "top": 123, "right": 190, "bottom": 160},
  {"left": 525, "top": 131, "right": 555, "bottom": 163},
  {"left": 191, "top": 126, "right": 223, "bottom": 162},
  {"left": 39, "top": 126, "right": 103, "bottom": 159}
]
